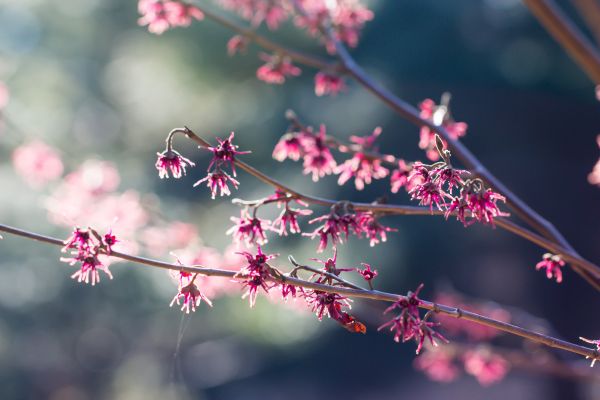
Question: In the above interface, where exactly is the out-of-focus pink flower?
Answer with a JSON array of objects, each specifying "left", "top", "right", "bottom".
[
  {"left": 535, "top": 253, "right": 565, "bottom": 283},
  {"left": 219, "top": 0, "right": 290, "bottom": 29},
  {"left": 463, "top": 349, "right": 509, "bottom": 386},
  {"left": 273, "top": 132, "right": 305, "bottom": 162},
  {"left": 434, "top": 292, "right": 511, "bottom": 341},
  {"left": 227, "top": 35, "right": 249, "bottom": 56},
  {"left": 256, "top": 53, "right": 301, "bottom": 84},
  {"left": 302, "top": 125, "right": 337, "bottom": 182},
  {"left": 418, "top": 97, "right": 468, "bottom": 161},
  {"left": 138, "top": 0, "right": 203, "bottom": 34},
  {"left": 227, "top": 209, "right": 270, "bottom": 246},
  {"left": 314, "top": 72, "right": 346, "bottom": 96},
  {"left": 12, "top": 140, "right": 64, "bottom": 188},
  {"left": 414, "top": 349, "right": 461, "bottom": 383},
  {"left": 156, "top": 149, "right": 195, "bottom": 179},
  {"left": 142, "top": 222, "right": 198, "bottom": 256},
  {"left": 390, "top": 159, "right": 412, "bottom": 193}
]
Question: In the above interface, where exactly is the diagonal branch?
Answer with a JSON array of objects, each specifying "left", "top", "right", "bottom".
[{"left": 0, "top": 222, "right": 597, "bottom": 361}]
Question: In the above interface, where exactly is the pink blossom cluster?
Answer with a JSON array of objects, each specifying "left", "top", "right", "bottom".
[
  {"left": 378, "top": 284, "right": 448, "bottom": 354},
  {"left": 138, "top": 0, "right": 204, "bottom": 34},
  {"left": 61, "top": 227, "right": 118, "bottom": 285},
  {"left": 273, "top": 124, "right": 392, "bottom": 189},
  {"left": 407, "top": 158, "right": 508, "bottom": 227},
  {"left": 304, "top": 202, "right": 394, "bottom": 252},
  {"left": 236, "top": 246, "right": 277, "bottom": 307},
  {"left": 195, "top": 132, "right": 249, "bottom": 198},
  {"left": 256, "top": 53, "right": 302, "bottom": 84},
  {"left": 314, "top": 72, "right": 346, "bottom": 96},
  {"left": 217, "top": 0, "right": 372, "bottom": 51},
  {"left": 418, "top": 97, "right": 468, "bottom": 162},
  {"left": 415, "top": 347, "right": 509, "bottom": 386}
]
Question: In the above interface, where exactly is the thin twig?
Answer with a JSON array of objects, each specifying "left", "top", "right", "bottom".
[{"left": 0, "top": 222, "right": 598, "bottom": 361}]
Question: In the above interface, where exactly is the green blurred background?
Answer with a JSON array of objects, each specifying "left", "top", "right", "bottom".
[{"left": 1, "top": 0, "right": 600, "bottom": 398}]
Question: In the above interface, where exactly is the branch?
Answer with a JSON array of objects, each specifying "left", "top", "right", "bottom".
[
  {"left": 172, "top": 127, "right": 600, "bottom": 289},
  {"left": 524, "top": 0, "right": 600, "bottom": 84},
  {"left": 572, "top": 0, "right": 600, "bottom": 45},
  {"left": 0, "top": 222, "right": 598, "bottom": 361}
]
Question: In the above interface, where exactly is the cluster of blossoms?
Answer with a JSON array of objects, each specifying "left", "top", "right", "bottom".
[
  {"left": 217, "top": 0, "right": 372, "bottom": 50},
  {"left": 138, "top": 0, "right": 204, "bottom": 34},
  {"left": 273, "top": 123, "right": 394, "bottom": 189},
  {"left": 407, "top": 145, "right": 508, "bottom": 227},
  {"left": 378, "top": 284, "right": 448, "bottom": 354},
  {"left": 415, "top": 346, "right": 509, "bottom": 386},
  {"left": 305, "top": 202, "right": 395, "bottom": 252},
  {"left": 155, "top": 130, "right": 249, "bottom": 199},
  {"left": 418, "top": 95, "right": 468, "bottom": 162},
  {"left": 236, "top": 246, "right": 277, "bottom": 307},
  {"left": 61, "top": 227, "right": 118, "bottom": 285}
]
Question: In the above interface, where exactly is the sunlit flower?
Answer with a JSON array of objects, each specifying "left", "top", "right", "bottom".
[
  {"left": 314, "top": 72, "right": 346, "bottom": 96},
  {"left": 156, "top": 149, "right": 195, "bottom": 179},
  {"left": 256, "top": 53, "right": 301, "bottom": 84},
  {"left": 193, "top": 170, "right": 239, "bottom": 199}
]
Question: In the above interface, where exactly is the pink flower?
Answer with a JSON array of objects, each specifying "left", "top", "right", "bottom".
[
  {"left": 206, "top": 131, "right": 250, "bottom": 177},
  {"left": 304, "top": 204, "right": 360, "bottom": 252},
  {"left": 12, "top": 140, "right": 64, "bottom": 188},
  {"left": 138, "top": 0, "right": 170, "bottom": 34},
  {"left": 463, "top": 349, "right": 509, "bottom": 386},
  {"left": 164, "top": 1, "right": 204, "bottom": 27},
  {"left": 219, "top": 0, "right": 289, "bottom": 29},
  {"left": 256, "top": 53, "right": 301, "bottom": 84},
  {"left": 390, "top": 159, "right": 412, "bottom": 193},
  {"left": 379, "top": 284, "right": 447, "bottom": 354},
  {"left": 418, "top": 97, "right": 468, "bottom": 161},
  {"left": 236, "top": 246, "right": 277, "bottom": 307},
  {"left": 579, "top": 337, "right": 600, "bottom": 367},
  {"left": 155, "top": 149, "right": 195, "bottom": 179},
  {"left": 193, "top": 171, "right": 239, "bottom": 199},
  {"left": 408, "top": 165, "right": 449, "bottom": 212},
  {"left": 306, "top": 291, "right": 365, "bottom": 333},
  {"left": 302, "top": 125, "right": 337, "bottom": 182},
  {"left": 535, "top": 253, "right": 565, "bottom": 283},
  {"left": 357, "top": 263, "right": 378, "bottom": 282},
  {"left": 314, "top": 72, "right": 346, "bottom": 96},
  {"left": 170, "top": 271, "right": 213, "bottom": 313},
  {"left": 465, "top": 187, "right": 507, "bottom": 227},
  {"left": 356, "top": 211, "right": 396, "bottom": 247},
  {"left": 272, "top": 132, "right": 304, "bottom": 162},
  {"left": 227, "top": 209, "right": 270, "bottom": 246},
  {"left": 61, "top": 227, "right": 116, "bottom": 285},
  {"left": 310, "top": 249, "right": 353, "bottom": 278},
  {"left": 138, "top": 0, "right": 203, "bottom": 34},
  {"left": 227, "top": 35, "right": 248, "bottom": 56},
  {"left": 336, "top": 153, "right": 389, "bottom": 190},
  {"left": 272, "top": 205, "right": 312, "bottom": 235}
]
